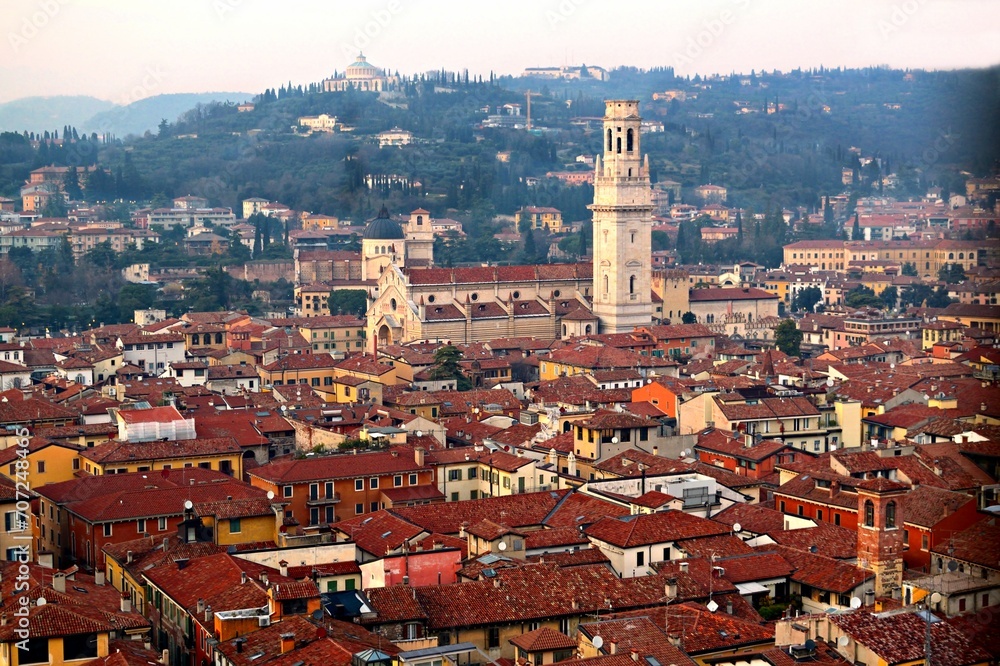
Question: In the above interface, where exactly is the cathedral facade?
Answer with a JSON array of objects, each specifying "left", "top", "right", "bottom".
[{"left": 363, "top": 99, "right": 656, "bottom": 345}]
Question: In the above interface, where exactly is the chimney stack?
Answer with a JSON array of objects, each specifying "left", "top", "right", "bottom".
[
  {"left": 197, "top": 599, "right": 205, "bottom": 614},
  {"left": 665, "top": 577, "right": 678, "bottom": 599},
  {"left": 161, "top": 649, "right": 170, "bottom": 665},
  {"left": 120, "top": 594, "right": 132, "bottom": 613},
  {"left": 94, "top": 571, "right": 105, "bottom": 586},
  {"left": 52, "top": 572, "right": 66, "bottom": 593},
  {"left": 414, "top": 447, "right": 425, "bottom": 466},
  {"left": 280, "top": 633, "right": 295, "bottom": 655},
  {"left": 205, "top": 606, "right": 213, "bottom": 622},
  {"left": 279, "top": 560, "right": 288, "bottom": 577}
]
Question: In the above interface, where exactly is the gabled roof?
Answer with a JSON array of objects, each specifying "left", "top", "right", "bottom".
[
  {"left": 585, "top": 512, "right": 729, "bottom": 548},
  {"left": 510, "top": 627, "right": 577, "bottom": 652}
]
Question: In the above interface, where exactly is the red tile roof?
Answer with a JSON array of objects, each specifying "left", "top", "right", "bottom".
[
  {"left": 510, "top": 626, "right": 578, "bottom": 652},
  {"left": 80, "top": 436, "right": 241, "bottom": 464},
  {"left": 830, "top": 610, "right": 991, "bottom": 666},
  {"left": 249, "top": 449, "right": 424, "bottom": 484},
  {"left": 392, "top": 489, "right": 571, "bottom": 535},
  {"left": 760, "top": 545, "right": 872, "bottom": 594},
  {"left": 585, "top": 512, "right": 730, "bottom": 548}
]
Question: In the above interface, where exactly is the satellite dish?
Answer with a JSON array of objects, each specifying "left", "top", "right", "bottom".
[
  {"left": 947, "top": 561, "right": 959, "bottom": 572},
  {"left": 809, "top": 545, "right": 818, "bottom": 554},
  {"left": 266, "top": 491, "right": 275, "bottom": 500},
  {"left": 592, "top": 636, "right": 604, "bottom": 650},
  {"left": 850, "top": 596, "right": 862, "bottom": 609},
  {"left": 838, "top": 636, "right": 849, "bottom": 647},
  {"left": 732, "top": 523, "right": 742, "bottom": 533},
  {"left": 497, "top": 541, "right": 507, "bottom": 551},
  {"left": 36, "top": 597, "right": 46, "bottom": 606},
  {"left": 415, "top": 430, "right": 423, "bottom": 438},
  {"left": 930, "top": 592, "right": 942, "bottom": 604},
  {"left": 611, "top": 437, "right": 619, "bottom": 444},
  {"left": 805, "top": 639, "right": 816, "bottom": 651},
  {"left": 312, "top": 609, "right": 323, "bottom": 621},
  {"left": 827, "top": 377, "right": 834, "bottom": 388},
  {"left": 184, "top": 500, "right": 193, "bottom": 511},
  {"left": 707, "top": 600, "right": 719, "bottom": 613}
]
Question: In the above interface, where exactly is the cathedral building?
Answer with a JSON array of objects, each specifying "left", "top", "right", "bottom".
[{"left": 363, "top": 99, "right": 657, "bottom": 345}]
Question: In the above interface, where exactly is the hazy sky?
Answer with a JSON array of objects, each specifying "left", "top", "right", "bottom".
[{"left": 2, "top": 0, "right": 998, "bottom": 104}]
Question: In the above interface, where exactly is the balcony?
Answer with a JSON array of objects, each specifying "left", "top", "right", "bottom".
[{"left": 306, "top": 492, "right": 341, "bottom": 506}]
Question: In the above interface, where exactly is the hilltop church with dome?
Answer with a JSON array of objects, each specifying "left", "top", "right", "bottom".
[
  {"left": 323, "top": 53, "right": 399, "bottom": 92},
  {"left": 363, "top": 100, "right": 657, "bottom": 347}
]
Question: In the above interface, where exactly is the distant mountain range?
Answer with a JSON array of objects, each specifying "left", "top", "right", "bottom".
[{"left": 0, "top": 92, "right": 254, "bottom": 137}]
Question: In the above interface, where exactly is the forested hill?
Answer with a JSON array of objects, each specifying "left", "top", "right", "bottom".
[{"left": 0, "top": 66, "right": 997, "bottom": 225}]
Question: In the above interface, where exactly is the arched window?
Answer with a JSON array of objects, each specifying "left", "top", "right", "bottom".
[
  {"left": 864, "top": 500, "right": 875, "bottom": 527},
  {"left": 585, "top": 324, "right": 592, "bottom": 334},
  {"left": 969, "top": 252, "right": 975, "bottom": 260},
  {"left": 562, "top": 324, "right": 567, "bottom": 336},
  {"left": 629, "top": 275, "right": 636, "bottom": 294},
  {"left": 959, "top": 253, "right": 964, "bottom": 260},
  {"left": 949, "top": 253, "right": 954, "bottom": 260},
  {"left": 607, "top": 129, "right": 612, "bottom": 152},
  {"left": 215, "top": 333, "right": 223, "bottom": 345},
  {"left": 886, "top": 501, "right": 896, "bottom": 528},
  {"left": 626, "top": 128, "right": 634, "bottom": 152},
  {"left": 416, "top": 215, "right": 423, "bottom": 226},
  {"left": 603, "top": 275, "right": 609, "bottom": 294},
  {"left": 616, "top": 137, "right": 622, "bottom": 154}
]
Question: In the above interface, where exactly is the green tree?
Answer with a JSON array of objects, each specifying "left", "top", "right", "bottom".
[
  {"left": 846, "top": 285, "right": 881, "bottom": 309},
  {"left": 879, "top": 285, "right": 898, "bottom": 310},
  {"left": 901, "top": 262, "right": 918, "bottom": 276},
  {"left": 41, "top": 195, "right": 68, "bottom": 218},
  {"left": 792, "top": 286, "right": 823, "bottom": 312},
  {"left": 429, "top": 344, "right": 472, "bottom": 390},
  {"left": 774, "top": 319, "right": 802, "bottom": 357},
  {"left": 62, "top": 166, "right": 82, "bottom": 200},
  {"left": 681, "top": 311, "right": 697, "bottom": 324},
  {"left": 328, "top": 289, "right": 367, "bottom": 317},
  {"left": 938, "top": 263, "right": 967, "bottom": 284}
]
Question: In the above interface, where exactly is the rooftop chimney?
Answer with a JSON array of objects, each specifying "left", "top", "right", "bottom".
[
  {"left": 161, "top": 649, "right": 169, "bottom": 665},
  {"left": 120, "top": 594, "right": 132, "bottom": 613},
  {"left": 679, "top": 561, "right": 689, "bottom": 573},
  {"left": 665, "top": 577, "right": 678, "bottom": 599},
  {"left": 608, "top": 641, "right": 617, "bottom": 655},
  {"left": 205, "top": 606, "right": 213, "bottom": 622},
  {"left": 279, "top": 560, "right": 288, "bottom": 577},
  {"left": 414, "top": 447, "right": 425, "bottom": 466},
  {"left": 52, "top": 572, "right": 66, "bottom": 593},
  {"left": 726, "top": 599, "right": 733, "bottom": 615},
  {"left": 241, "top": 572, "right": 247, "bottom": 584},
  {"left": 94, "top": 571, "right": 105, "bottom": 586},
  {"left": 280, "top": 633, "right": 295, "bottom": 655},
  {"left": 197, "top": 599, "right": 205, "bottom": 614},
  {"left": 260, "top": 572, "right": 269, "bottom": 587}
]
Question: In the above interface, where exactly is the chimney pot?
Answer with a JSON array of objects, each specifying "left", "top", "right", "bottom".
[{"left": 120, "top": 594, "right": 132, "bottom": 613}]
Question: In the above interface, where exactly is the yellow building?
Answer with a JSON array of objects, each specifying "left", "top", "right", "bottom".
[
  {"left": 334, "top": 354, "right": 399, "bottom": 387},
  {"left": 79, "top": 437, "right": 243, "bottom": 478},
  {"left": 298, "top": 315, "right": 367, "bottom": 352},
  {"left": 259, "top": 353, "right": 341, "bottom": 388},
  {"left": 922, "top": 320, "right": 965, "bottom": 350},
  {"left": 784, "top": 239, "right": 983, "bottom": 279},
  {"left": 539, "top": 344, "right": 675, "bottom": 382},
  {"left": 0, "top": 440, "right": 82, "bottom": 487},
  {"left": 314, "top": 374, "right": 383, "bottom": 405},
  {"left": 515, "top": 206, "right": 564, "bottom": 233},
  {"left": 301, "top": 213, "right": 340, "bottom": 230},
  {"left": 935, "top": 302, "right": 1000, "bottom": 333}
]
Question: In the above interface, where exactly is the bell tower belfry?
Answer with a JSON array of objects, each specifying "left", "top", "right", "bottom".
[{"left": 590, "top": 100, "right": 653, "bottom": 334}]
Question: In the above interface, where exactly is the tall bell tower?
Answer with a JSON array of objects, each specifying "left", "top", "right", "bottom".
[{"left": 590, "top": 100, "right": 653, "bottom": 334}]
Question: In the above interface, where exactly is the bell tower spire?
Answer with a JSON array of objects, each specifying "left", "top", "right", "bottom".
[{"left": 589, "top": 100, "right": 653, "bottom": 333}]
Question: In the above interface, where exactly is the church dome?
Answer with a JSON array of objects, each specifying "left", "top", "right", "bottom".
[{"left": 363, "top": 206, "right": 405, "bottom": 240}]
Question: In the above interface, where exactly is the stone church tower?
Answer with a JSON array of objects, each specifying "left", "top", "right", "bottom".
[
  {"left": 856, "top": 477, "right": 907, "bottom": 598},
  {"left": 590, "top": 100, "right": 654, "bottom": 333}
]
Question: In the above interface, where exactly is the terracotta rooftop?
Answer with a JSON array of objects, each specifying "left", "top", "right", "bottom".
[{"left": 585, "top": 512, "right": 729, "bottom": 548}]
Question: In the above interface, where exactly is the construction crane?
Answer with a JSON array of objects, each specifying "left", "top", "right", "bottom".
[{"left": 525, "top": 90, "right": 543, "bottom": 131}]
